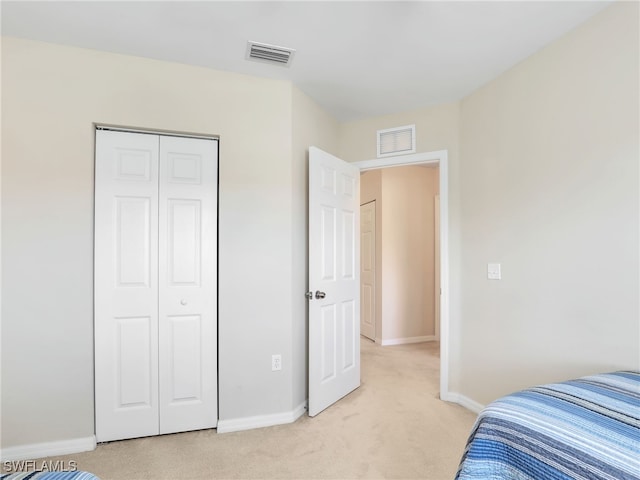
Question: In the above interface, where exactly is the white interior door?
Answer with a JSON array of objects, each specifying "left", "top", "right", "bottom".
[
  {"left": 360, "top": 201, "right": 376, "bottom": 341},
  {"left": 95, "top": 130, "right": 217, "bottom": 442},
  {"left": 95, "top": 130, "right": 160, "bottom": 442},
  {"left": 158, "top": 135, "right": 217, "bottom": 434},
  {"left": 308, "top": 146, "right": 360, "bottom": 417}
]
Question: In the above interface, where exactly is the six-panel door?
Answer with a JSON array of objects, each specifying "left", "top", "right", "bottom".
[
  {"left": 308, "top": 146, "right": 361, "bottom": 417},
  {"left": 95, "top": 130, "right": 217, "bottom": 442}
]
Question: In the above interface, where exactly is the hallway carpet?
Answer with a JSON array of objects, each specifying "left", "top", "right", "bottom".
[{"left": 32, "top": 339, "right": 477, "bottom": 479}]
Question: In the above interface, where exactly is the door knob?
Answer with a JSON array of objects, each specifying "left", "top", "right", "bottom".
[
  {"left": 315, "top": 291, "right": 326, "bottom": 299},
  {"left": 180, "top": 299, "right": 187, "bottom": 306}
]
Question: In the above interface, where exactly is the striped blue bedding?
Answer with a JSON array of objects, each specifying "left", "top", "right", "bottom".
[
  {"left": 1, "top": 473, "right": 98, "bottom": 480},
  {"left": 456, "top": 371, "right": 640, "bottom": 480}
]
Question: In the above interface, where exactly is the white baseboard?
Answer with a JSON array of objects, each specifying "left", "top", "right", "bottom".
[
  {"left": 441, "top": 392, "right": 485, "bottom": 414},
  {"left": 0, "top": 436, "right": 96, "bottom": 462},
  {"left": 381, "top": 335, "right": 436, "bottom": 346},
  {"left": 217, "top": 401, "right": 307, "bottom": 434}
]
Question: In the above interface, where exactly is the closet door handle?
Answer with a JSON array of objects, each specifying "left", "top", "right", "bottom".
[
  {"left": 180, "top": 299, "right": 187, "bottom": 306},
  {"left": 315, "top": 291, "right": 326, "bottom": 299}
]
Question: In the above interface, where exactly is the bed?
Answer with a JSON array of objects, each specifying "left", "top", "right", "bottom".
[
  {"left": 1, "top": 472, "right": 99, "bottom": 480},
  {"left": 456, "top": 371, "right": 640, "bottom": 480}
]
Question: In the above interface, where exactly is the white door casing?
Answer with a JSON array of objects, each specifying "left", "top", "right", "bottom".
[
  {"left": 308, "top": 147, "right": 360, "bottom": 417},
  {"left": 353, "top": 150, "right": 450, "bottom": 401},
  {"left": 95, "top": 130, "right": 217, "bottom": 442},
  {"left": 360, "top": 201, "right": 376, "bottom": 341}
]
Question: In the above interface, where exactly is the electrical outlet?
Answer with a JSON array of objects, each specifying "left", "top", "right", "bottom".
[{"left": 271, "top": 354, "right": 282, "bottom": 371}]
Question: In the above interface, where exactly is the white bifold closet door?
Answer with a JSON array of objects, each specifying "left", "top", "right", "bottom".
[{"left": 94, "top": 130, "right": 217, "bottom": 442}]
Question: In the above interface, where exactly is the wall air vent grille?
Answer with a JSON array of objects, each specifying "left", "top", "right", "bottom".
[
  {"left": 246, "top": 41, "right": 296, "bottom": 67},
  {"left": 377, "top": 125, "right": 416, "bottom": 158}
]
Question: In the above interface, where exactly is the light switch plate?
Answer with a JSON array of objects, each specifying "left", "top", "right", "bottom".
[{"left": 488, "top": 263, "right": 501, "bottom": 280}]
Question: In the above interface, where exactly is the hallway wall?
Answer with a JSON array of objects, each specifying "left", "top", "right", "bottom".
[{"left": 361, "top": 166, "right": 440, "bottom": 344}]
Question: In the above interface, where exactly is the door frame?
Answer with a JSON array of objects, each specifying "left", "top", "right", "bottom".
[{"left": 352, "top": 150, "right": 451, "bottom": 401}]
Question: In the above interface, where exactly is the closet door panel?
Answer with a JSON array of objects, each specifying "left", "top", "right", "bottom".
[
  {"left": 116, "top": 196, "right": 152, "bottom": 286},
  {"left": 117, "top": 316, "right": 153, "bottom": 407},
  {"left": 167, "top": 314, "right": 202, "bottom": 402},
  {"left": 95, "top": 130, "right": 160, "bottom": 442},
  {"left": 158, "top": 136, "right": 218, "bottom": 434},
  {"left": 168, "top": 199, "right": 201, "bottom": 285}
]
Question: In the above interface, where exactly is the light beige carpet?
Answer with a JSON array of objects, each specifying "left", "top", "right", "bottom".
[{"left": 33, "top": 339, "right": 477, "bottom": 479}]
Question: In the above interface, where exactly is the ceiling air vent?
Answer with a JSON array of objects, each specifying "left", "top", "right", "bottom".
[
  {"left": 377, "top": 125, "right": 416, "bottom": 158},
  {"left": 246, "top": 41, "right": 296, "bottom": 67}
]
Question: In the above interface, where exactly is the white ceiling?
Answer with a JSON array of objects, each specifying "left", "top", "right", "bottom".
[{"left": 1, "top": 1, "right": 611, "bottom": 122}]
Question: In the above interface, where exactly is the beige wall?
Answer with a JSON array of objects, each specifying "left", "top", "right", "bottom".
[
  {"left": 291, "top": 86, "right": 339, "bottom": 408},
  {"left": 361, "top": 166, "right": 440, "bottom": 343},
  {"left": 339, "top": 102, "right": 460, "bottom": 163},
  {"left": 380, "top": 166, "right": 439, "bottom": 342},
  {"left": 457, "top": 1, "right": 639, "bottom": 403},
  {"left": 1, "top": 37, "right": 297, "bottom": 447}
]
